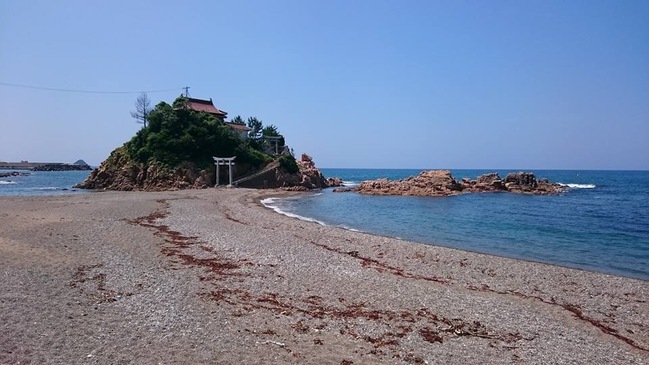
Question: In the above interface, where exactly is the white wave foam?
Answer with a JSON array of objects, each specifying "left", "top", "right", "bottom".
[
  {"left": 559, "top": 183, "right": 596, "bottom": 189},
  {"left": 343, "top": 180, "right": 360, "bottom": 187},
  {"left": 260, "top": 198, "right": 326, "bottom": 226},
  {"left": 336, "top": 225, "right": 364, "bottom": 233},
  {"left": 260, "top": 197, "right": 278, "bottom": 206},
  {"left": 0, "top": 180, "right": 17, "bottom": 185},
  {"left": 261, "top": 197, "right": 365, "bottom": 233}
]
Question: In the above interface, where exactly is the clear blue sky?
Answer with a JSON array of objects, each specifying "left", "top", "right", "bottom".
[{"left": 1, "top": 0, "right": 647, "bottom": 169}]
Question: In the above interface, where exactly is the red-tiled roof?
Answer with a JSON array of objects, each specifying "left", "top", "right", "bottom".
[
  {"left": 225, "top": 122, "right": 251, "bottom": 131},
  {"left": 184, "top": 97, "right": 227, "bottom": 117}
]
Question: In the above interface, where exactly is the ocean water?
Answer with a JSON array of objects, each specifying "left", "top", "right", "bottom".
[
  {"left": 263, "top": 169, "right": 649, "bottom": 280},
  {"left": 0, "top": 170, "right": 91, "bottom": 196}
]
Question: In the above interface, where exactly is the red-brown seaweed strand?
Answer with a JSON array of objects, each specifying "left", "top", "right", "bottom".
[
  {"left": 302, "top": 237, "right": 449, "bottom": 284},
  {"left": 128, "top": 200, "right": 521, "bottom": 350},
  {"left": 129, "top": 200, "right": 646, "bottom": 354},
  {"left": 127, "top": 199, "right": 245, "bottom": 279},
  {"left": 204, "top": 289, "right": 522, "bottom": 348},
  {"left": 464, "top": 284, "right": 648, "bottom": 353},
  {"left": 69, "top": 264, "right": 133, "bottom": 303},
  {"left": 300, "top": 232, "right": 647, "bottom": 353}
]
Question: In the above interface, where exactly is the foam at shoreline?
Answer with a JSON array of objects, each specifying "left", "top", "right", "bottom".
[
  {"left": 261, "top": 196, "right": 365, "bottom": 233},
  {"left": 261, "top": 197, "right": 327, "bottom": 226}
]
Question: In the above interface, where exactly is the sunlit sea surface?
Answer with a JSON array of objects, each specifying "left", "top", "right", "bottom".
[{"left": 262, "top": 169, "right": 649, "bottom": 280}]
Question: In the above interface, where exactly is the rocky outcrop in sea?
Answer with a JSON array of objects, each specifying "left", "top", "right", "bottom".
[
  {"left": 462, "top": 171, "right": 563, "bottom": 195},
  {"left": 348, "top": 170, "right": 565, "bottom": 196},
  {"left": 0, "top": 171, "right": 30, "bottom": 178},
  {"left": 278, "top": 154, "right": 342, "bottom": 190}
]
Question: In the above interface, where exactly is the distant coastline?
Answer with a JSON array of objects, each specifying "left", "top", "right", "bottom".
[{"left": 0, "top": 161, "right": 92, "bottom": 171}]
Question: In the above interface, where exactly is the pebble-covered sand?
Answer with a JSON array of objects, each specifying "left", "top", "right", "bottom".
[{"left": 1, "top": 189, "right": 647, "bottom": 364}]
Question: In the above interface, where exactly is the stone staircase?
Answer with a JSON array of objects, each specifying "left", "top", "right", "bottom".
[{"left": 232, "top": 160, "right": 281, "bottom": 188}]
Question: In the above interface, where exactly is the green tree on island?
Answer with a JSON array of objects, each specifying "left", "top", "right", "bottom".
[
  {"left": 247, "top": 117, "right": 263, "bottom": 140},
  {"left": 230, "top": 115, "right": 245, "bottom": 124},
  {"left": 76, "top": 95, "right": 329, "bottom": 190},
  {"left": 124, "top": 96, "right": 275, "bottom": 170}
]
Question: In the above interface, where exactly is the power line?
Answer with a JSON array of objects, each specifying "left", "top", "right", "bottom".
[{"left": 0, "top": 81, "right": 185, "bottom": 94}]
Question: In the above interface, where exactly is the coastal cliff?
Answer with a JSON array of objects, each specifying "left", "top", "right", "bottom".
[{"left": 349, "top": 170, "right": 565, "bottom": 196}]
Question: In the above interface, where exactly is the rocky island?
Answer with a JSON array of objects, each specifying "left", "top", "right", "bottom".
[
  {"left": 338, "top": 170, "right": 565, "bottom": 196},
  {"left": 76, "top": 95, "right": 338, "bottom": 191}
]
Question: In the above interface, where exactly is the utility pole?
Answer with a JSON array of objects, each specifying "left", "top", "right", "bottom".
[{"left": 183, "top": 86, "right": 190, "bottom": 97}]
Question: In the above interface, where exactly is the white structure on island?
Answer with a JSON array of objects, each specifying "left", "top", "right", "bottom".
[{"left": 213, "top": 156, "right": 236, "bottom": 187}]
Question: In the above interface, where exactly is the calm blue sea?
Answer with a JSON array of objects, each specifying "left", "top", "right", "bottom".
[
  {"left": 263, "top": 169, "right": 649, "bottom": 280},
  {"left": 0, "top": 170, "right": 91, "bottom": 196}
]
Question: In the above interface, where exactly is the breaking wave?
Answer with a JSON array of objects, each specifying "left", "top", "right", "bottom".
[{"left": 560, "top": 183, "right": 596, "bottom": 189}]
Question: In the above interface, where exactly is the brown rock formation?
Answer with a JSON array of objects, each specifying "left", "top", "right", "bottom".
[
  {"left": 502, "top": 172, "right": 563, "bottom": 195},
  {"left": 326, "top": 177, "right": 344, "bottom": 187},
  {"left": 78, "top": 147, "right": 339, "bottom": 191},
  {"left": 74, "top": 148, "right": 213, "bottom": 191},
  {"left": 296, "top": 154, "right": 329, "bottom": 189},
  {"left": 353, "top": 170, "right": 565, "bottom": 197},
  {"left": 275, "top": 154, "right": 338, "bottom": 190},
  {"left": 357, "top": 170, "right": 463, "bottom": 196}
]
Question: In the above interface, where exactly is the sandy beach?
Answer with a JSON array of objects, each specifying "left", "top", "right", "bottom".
[{"left": 1, "top": 189, "right": 647, "bottom": 364}]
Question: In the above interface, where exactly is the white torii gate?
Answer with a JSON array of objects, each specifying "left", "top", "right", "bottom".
[{"left": 213, "top": 156, "right": 236, "bottom": 187}]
